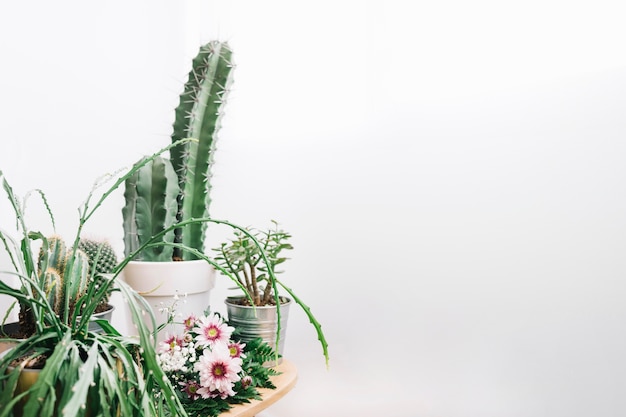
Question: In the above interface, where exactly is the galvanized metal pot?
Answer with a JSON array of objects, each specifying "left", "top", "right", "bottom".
[{"left": 224, "top": 296, "right": 291, "bottom": 364}]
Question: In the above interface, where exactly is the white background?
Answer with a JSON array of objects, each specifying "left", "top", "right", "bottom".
[{"left": 1, "top": 1, "right": 626, "bottom": 416}]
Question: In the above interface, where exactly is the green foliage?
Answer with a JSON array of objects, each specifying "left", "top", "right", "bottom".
[
  {"left": 122, "top": 41, "right": 235, "bottom": 262},
  {"left": 163, "top": 337, "right": 279, "bottom": 417},
  {"left": 122, "top": 155, "right": 179, "bottom": 261},
  {"left": 78, "top": 238, "right": 118, "bottom": 275},
  {"left": 170, "top": 41, "right": 235, "bottom": 261},
  {"left": 237, "top": 337, "right": 280, "bottom": 389},
  {"left": 78, "top": 237, "right": 119, "bottom": 308},
  {"left": 214, "top": 220, "right": 293, "bottom": 306},
  {"left": 0, "top": 144, "right": 190, "bottom": 416},
  {"left": 33, "top": 234, "right": 91, "bottom": 323},
  {"left": 214, "top": 222, "right": 330, "bottom": 367},
  {"left": 19, "top": 235, "right": 116, "bottom": 332}
]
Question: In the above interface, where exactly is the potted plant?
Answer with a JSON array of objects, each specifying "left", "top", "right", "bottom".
[
  {"left": 118, "top": 41, "right": 329, "bottom": 365},
  {"left": 76, "top": 237, "right": 119, "bottom": 331},
  {"left": 121, "top": 40, "right": 234, "bottom": 339},
  {"left": 214, "top": 221, "right": 329, "bottom": 366},
  {"left": 0, "top": 158, "right": 189, "bottom": 416},
  {"left": 2, "top": 235, "right": 118, "bottom": 339}
]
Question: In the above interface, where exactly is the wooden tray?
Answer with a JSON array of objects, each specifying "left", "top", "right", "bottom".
[{"left": 220, "top": 359, "right": 298, "bottom": 417}]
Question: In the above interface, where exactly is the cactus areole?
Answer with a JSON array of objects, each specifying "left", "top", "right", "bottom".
[{"left": 122, "top": 41, "right": 235, "bottom": 262}]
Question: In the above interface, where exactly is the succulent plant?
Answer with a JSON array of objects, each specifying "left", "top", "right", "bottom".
[
  {"left": 78, "top": 237, "right": 119, "bottom": 311},
  {"left": 78, "top": 238, "right": 118, "bottom": 276},
  {"left": 214, "top": 221, "right": 293, "bottom": 306},
  {"left": 170, "top": 40, "right": 235, "bottom": 261},
  {"left": 122, "top": 41, "right": 235, "bottom": 262},
  {"left": 19, "top": 235, "right": 91, "bottom": 336},
  {"left": 214, "top": 221, "right": 330, "bottom": 366},
  {"left": 122, "top": 155, "right": 179, "bottom": 261}
]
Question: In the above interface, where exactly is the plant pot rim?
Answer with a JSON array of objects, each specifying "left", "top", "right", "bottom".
[
  {"left": 127, "top": 259, "right": 212, "bottom": 266},
  {"left": 225, "top": 296, "right": 292, "bottom": 308}
]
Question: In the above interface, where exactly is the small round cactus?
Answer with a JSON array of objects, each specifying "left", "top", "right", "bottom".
[
  {"left": 78, "top": 238, "right": 118, "bottom": 312},
  {"left": 78, "top": 238, "right": 118, "bottom": 275}
]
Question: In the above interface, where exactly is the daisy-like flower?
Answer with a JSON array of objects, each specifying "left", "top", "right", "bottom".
[
  {"left": 241, "top": 375, "right": 252, "bottom": 389},
  {"left": 227, "top": 341, "right": 246, "bottom": 359},
  {"left": 179, "top": 380, "right": 202, "bottom": 400},
  {"left": 194, "top": 343, "right": 243, "bottom": 398},
  {"left": 193, "top": 313, "right": 235, "bottom": 348},
  {"left": 159, "top": 334, "right": 185, "bottom": 354},
  {"left": 183, "top": 313, "right": 198, "bottom": 331}
]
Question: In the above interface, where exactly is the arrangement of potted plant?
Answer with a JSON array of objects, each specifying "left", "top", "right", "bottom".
[
  {"left": 121, "top": 40, "right": 234, "bottom": 339},
  {"left": 117, "top": 40, "right": 328, "bottom": 365},
  {"left": 0, "top": 38, "right": 330, "bottom": 417},
  {"left": 0, "top": 158, "right": 189, "bottom": 417}
]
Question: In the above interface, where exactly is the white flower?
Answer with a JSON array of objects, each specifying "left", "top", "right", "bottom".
[
  {"left": 194, "top": 343, "right": 242, "bottom": 398},
  {"left": 193, "top": 313, "right": 235, "bottom": 348}
]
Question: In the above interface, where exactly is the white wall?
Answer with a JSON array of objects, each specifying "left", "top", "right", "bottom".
[{"left": 1, "top": 1, "right": 626, "bottom": 416}]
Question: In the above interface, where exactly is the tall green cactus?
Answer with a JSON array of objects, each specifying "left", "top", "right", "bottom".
[
  {"left": 121, "top": 41, "right": 235, "bottom": 262},
  {"left": 170, "top": 41, "right": 235, "bottom": 260},
  {"left": 122, "top": 155, "right": 179, "bottom": 261}
]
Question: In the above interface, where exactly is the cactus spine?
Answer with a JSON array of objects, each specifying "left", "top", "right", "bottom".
[
  {"left": 78, "top": 237, "right": 119, "bottom": 311},
  {"left": 78, "top": 238, "right": 118, "bottom": 275},
  {"left": 122, "top": 156, "right": 179, "bottom": 261},
  {"left": 121, "top": 41, "right": 235, "bottom": 261},
  {"left": 170, "top": 41, "right": 235, "bottom": 260},
  {"left": 37, "top": 235, "right": 90, "bottom": 320}
]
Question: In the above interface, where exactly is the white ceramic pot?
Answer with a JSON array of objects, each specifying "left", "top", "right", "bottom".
[{"left": 122, "top": 260, "right": 216, "bottom": 342}]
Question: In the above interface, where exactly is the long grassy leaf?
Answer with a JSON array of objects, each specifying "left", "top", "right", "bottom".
[
  {"left": 61, "top": 342, "right": 99, "bottom": 416},
  {"left": 22, "top": 332, "right": 72, "bottom": 416},
  {"left": 116, "top": 279, "right": 187, "bottom": 416}
]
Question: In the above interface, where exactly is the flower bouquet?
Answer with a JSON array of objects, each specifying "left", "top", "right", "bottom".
[{"left": 156, "top": 309, "right": 279, "bottom": 417}]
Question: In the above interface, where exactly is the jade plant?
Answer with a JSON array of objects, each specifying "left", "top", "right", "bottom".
[
  {"left": 123, "top": 40, "right": 234, "bottom": 262},
  {"left": 212, "top": 221, "right": 330, "bottom": 366},
  {"left": 214, "top": 221, "right": 293, "bottom": 307}
]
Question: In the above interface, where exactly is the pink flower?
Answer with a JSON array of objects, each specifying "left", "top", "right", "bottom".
[
  {"left": 183, "top": 314, "right": 198, "bottom": 331},
  {"left": 241, "top": 375, "right": 252, "bottom": 389},
  {"left": 197, "top": 386, "right": 218, "bottom": 399},
  {"left": 159, "top": 334, "right": 184, "bottom": 354},
  {"left": 193, "top": 313, "right": 234, "bottom": 348},
  {"left": 228, "top": 341, "right": 246, "bottom": 358},
  {"left": 194, "top": 343, "right": 243, "bottom": 398},
  {"left": 179, "top": 380, "right": 202, "bottom": 400}
]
